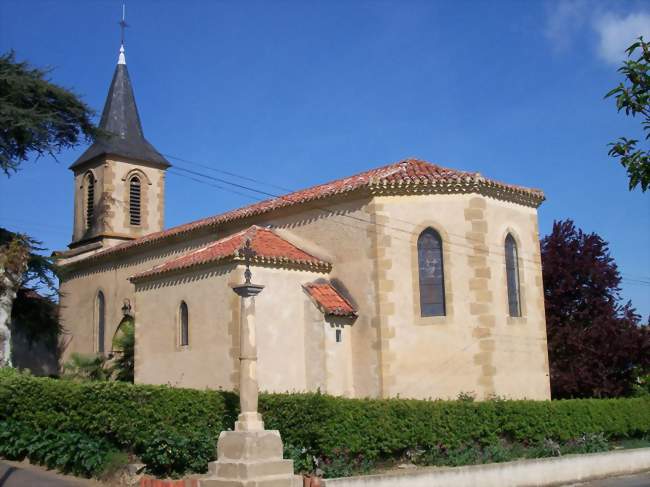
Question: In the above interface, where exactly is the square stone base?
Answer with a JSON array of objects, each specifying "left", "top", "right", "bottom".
[{"left": 200, "top": 430, "right": 297, "bottom": 487}]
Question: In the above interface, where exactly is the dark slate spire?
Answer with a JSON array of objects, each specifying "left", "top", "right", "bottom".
[{"left": 70, "top": 45, "right": 170, "bottom": 169}]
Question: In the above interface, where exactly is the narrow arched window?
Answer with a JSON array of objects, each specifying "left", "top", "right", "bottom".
[
  {"left": 86, "top": 173, "right": 95, "bottom": 229},
  {"left": 129, "top": 176, "right": 141, "bottom": 226},
  {"left": 179, "top": 301, "right": 189, "bottom": 346},
  {"left": 418, "top": 228, "right": 446, "bottom": 317},
  {"left": 505, "top": 234, "right": 521, "bottom": 317},
  {"left": 97, "top": 291, "right": 105, "bottom": 353}
]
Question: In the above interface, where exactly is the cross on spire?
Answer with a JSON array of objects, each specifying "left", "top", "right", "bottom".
[
  {"left": 119, "top": 3, "right": 129, "bottom": 47},
  {"left": 238, "top": 238, "right": 257, "bottom": 284}
]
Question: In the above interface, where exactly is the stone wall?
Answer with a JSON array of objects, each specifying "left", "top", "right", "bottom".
[
  {"left": 58, "top": 191, "right": 549, "bottom": 400},
  {"left": 370, "top": 193, "right": 550, "bottom": 400}
]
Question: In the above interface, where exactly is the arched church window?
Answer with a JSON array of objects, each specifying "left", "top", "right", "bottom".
[
  {"left": 179, "top": 301, "right": 189, "bottom": 346},
  {"left": 129, "top": 176, "right": 141, "bottom": 226},
  {"left": 417, "top": 228, "right": 446, "bottom": 317},
  {"left": 85, "top": 173, "right": 95, "bottom": 229},
  {"left": 505, "top": 234, "right": 521, "bottom": 317},
  {"left": 97, "top": 291, "right": 106, "bottom": 353}
]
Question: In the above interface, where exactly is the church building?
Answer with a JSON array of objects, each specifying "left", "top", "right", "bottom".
[{"left": 55, "top": 43, "right": 551, "bottom": 401}]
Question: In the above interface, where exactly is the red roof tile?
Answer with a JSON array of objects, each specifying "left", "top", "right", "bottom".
[
  {"left": 131, "top": 226, "right": 329, "bottom": 281},
  {"left": 303, "top": 282, "right": 357, "bottom": 317},
  {"left": 65, "top": 158, "right": 544, "bottom": 265}
]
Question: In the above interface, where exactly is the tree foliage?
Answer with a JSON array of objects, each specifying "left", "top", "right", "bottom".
[
  {"left": 541, "top": 219, "right": 650, "bottom": 398},
  {"left": 0, "top": 228, "right": 57, "bottom": 296},
  {"left": 0, "top": 228, "right": 59, "bottom": 367},
  {"left": 0, "top": 51, "right": 98, "bottom": 175},
  {"left": 110, "top": 317, "right": 134, "bottom": 383},
  {"left": 606, "top": 37, "right": 650, "bottom": 191},
  {"left": 61, "top": 318, "right": 134, "bottom": 383},
  {"left": 11, "top": 288, "right": 61, "bottom": 349},
  {"left": 62, "top": 353, "right": 110, "bottom": 382}
]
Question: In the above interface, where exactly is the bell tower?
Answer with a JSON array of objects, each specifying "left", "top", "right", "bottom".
[{"left": 68, "top": 40, "right": 170, "bottom": 250}]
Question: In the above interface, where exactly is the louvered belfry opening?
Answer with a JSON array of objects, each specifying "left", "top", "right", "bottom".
[
  {"left": 86, "top": 175, "right": 95, "bottom": 230},
  {"left": 129, "top": 176, "right": 141, "bottom": 225}
]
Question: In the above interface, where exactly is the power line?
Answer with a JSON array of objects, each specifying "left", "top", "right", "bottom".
[
  {"left": 165, "top": 160, "right": 650, "bottom": 284},
  {"left": 163, "top": 153, "right": 294, "bottom": 193},
  {"left": 165, "top": 169, "right": 549, "bottom": 273},
  {"left": 162, "top": 152, "right": 650, "bottom": 281}
]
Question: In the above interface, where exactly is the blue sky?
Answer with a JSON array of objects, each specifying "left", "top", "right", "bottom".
[{"left": 1, "top": 0, "right": 649, "bottom": 318}]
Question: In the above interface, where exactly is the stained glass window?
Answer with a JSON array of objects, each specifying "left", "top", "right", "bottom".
[
  {"left": 505, "top": 234, "right": 521, "bottom": 317},
  {"left": 418, "top": 228, "right": 446, "bottom": 317}
]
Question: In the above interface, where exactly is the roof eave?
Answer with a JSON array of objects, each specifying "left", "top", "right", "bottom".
[
  {"left": 69, "top": 149, "right": 171, "bottom": 171},
  {"left": 130, "top": 255, "right": 331, "bottom": 284}
]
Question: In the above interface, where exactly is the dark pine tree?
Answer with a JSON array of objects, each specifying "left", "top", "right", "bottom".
[{"left": 541, "top": 220, "right": 650, "bottom": 398}]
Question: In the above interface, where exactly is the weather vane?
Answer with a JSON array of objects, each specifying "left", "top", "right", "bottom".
[
  {"left": 119, "top": 3, "right": 129, "bottom": 46},
  {"left": 238, "top": 238, "right": 256, "bottom": 284}
]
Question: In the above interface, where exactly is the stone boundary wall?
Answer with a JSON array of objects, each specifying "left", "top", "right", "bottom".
[{"left": 323, "top": 448, "right": 650, "bottom": 487}]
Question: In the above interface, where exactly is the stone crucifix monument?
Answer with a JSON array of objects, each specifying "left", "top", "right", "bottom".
[{"left": 202, "top": 239, "right": 296, "bottom": 487}]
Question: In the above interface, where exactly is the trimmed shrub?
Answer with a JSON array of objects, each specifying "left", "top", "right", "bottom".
[
  {"left": 1, "top": 368, "right": 649, "bottom": 478},
  {"left": 259, "top": 391, "right": 650, "bottom": 468},
  {"left": 0, "top": 368, "right": 223, "bottom": 477}
]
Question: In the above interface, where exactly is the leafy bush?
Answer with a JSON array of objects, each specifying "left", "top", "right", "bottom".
[
  {"left": 1, "top": 369, "right": 649, "bottom": 479},
  {"left": 62, "top": 352, "right": 109, "bottom": 381},
  {"left": 110, "top": 317, "right": 135, "bottom": 382},
  {"left": 0, "top": 368, "right": 223, "bottom": 476},
  {"left": 258, "top": 391, "right": 650, "bottom": 472},
  {"left": 0, "top": 419, "right": 123, "bottom": 478}
]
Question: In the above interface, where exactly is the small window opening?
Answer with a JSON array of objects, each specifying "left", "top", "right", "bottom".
[
  {"left": 86, "top": 174, "right": 95, "bottom": 229},
  {"left": 129, "top": 176, "right": 141, "bottom": 226},
  {"left": 97, "top": 291, "right": 105, "bottom": 353},
  {"left": 179, "top": 301, "right": 189, "bottom": 346},
  {"left": 335, "top": 329, "right": 342, "bottom": 343}
]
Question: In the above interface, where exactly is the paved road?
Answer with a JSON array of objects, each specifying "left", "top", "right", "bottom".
[
  {"left": 0, "top": 461, "right": 93, "bottom": 487},
  {"left": 565, "top": 472, "right": 650, "bottom": 487}
]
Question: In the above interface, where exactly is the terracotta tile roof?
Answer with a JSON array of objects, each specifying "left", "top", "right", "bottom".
[
  {"left": 303, "top": 282, "right": 357, "bottom": 317},
  {"left": 131, "top": 225, "right": 330, "bottom": 281},
  {"left": 66, "top": 158, "right": 545, "bottom": 265}
]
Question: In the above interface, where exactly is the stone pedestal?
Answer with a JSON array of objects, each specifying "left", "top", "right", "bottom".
[
  {"left": 202, "top": 430, "right": 295, "bottom": 487},
  {"left": 201, "top": 271, "right": 296, "bottom": 487}
]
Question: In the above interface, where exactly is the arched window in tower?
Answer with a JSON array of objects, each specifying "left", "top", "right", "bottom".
[
  {"left": 129, "top": 176, "right": 141, "bottom": 226},
  {"left": 96, "top": 291, "right": 106, "bottom": 353},
  {"left": 417, "top": 228, "right": 446, "bottom": 317},
  {"left": 179, "top": 301, "right": 189, "bottom": 346},
  {"left": 85, "top": 173, "right": 95, "bottom": 229},
  {"left": 505, "top": 234, "right": 521, "bottom": 317}
]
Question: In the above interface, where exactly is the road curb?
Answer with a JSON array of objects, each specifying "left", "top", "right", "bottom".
[{"left": 323, "top": 448, "right": 650, "bottom": 487}]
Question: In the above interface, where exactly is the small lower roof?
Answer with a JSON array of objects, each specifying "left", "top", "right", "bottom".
[
  {"left": 303, "top": 281, "right": 357, "bottom": 317},
  {"left": 130, "top": 225, "right": 330, "bottom": 281}
]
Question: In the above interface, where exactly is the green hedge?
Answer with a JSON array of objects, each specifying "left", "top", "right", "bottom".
[
  {"left": 0, "top": 368, "right": 225, "bottom": 476},
  {"left": 1, "top": 368, "right": 649, "bottom": 478},
  {"left": 260, "top": 391, "right": 650, "bottom": 474},
  {"left": 0, "top": 419, "right": 123, "bottom": 478}
]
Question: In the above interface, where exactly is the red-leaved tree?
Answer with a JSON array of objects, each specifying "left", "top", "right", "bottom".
[{"left": 541, "top": 220, "right": 650, "bottom": 398}]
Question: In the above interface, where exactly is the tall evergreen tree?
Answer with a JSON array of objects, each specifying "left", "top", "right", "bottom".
[
  {"left": 0, "top": 51, "right": 98, "bottom": 175},
  {"left": 541, "top": 220, "right": 650, "bottom": 398}
]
